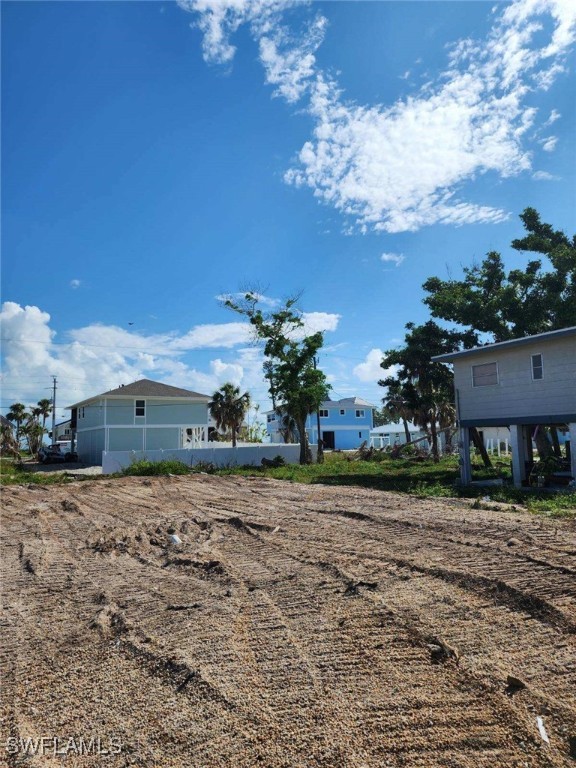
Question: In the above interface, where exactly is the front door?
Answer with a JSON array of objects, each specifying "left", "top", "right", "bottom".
[{"left": 322, "top": 431, "right": 335, "bottom": 450}]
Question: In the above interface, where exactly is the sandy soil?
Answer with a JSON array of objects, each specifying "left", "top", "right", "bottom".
[{"left": 1, "top": 475, "right": 575, "bottom": 767}]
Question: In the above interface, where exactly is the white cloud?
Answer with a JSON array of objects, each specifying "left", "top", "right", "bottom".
[
  {"left": 301, "top": 311, "right": 340, "bottom": 334},
  {"left": 380, "top": 252, "right": 405, "bottom": 267},
  {"left": 258, "top": 14, "right": 326, "bottom": 102},
  {"left": 185, "top": 0, "right": 575, "bottom": 233},
  {"left": 215, "top": 291, "right": 280, "bottom": 308},
  {"left": 352, "top": 348, "right": 384, "bottom": 383},
  {"left": 532, "top": 170, "right": 559, "bottom": 180},
  {"left": 541, "top": 135, "right": 558, "bottom": 151},
  {"left": 544, "top": 108, "right": 561, "bottom": 126},
  {"left": 178, "top": 0, "right": 301, "bottom": 65},
  {"left": 70, "top": 279, "right": 81, "bottom": 290},
  {"left": 0, "top": 302, "right": 339, "bottom": 414}
]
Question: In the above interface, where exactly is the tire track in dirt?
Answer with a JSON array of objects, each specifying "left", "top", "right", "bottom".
[{"left": 1, "top": 476, "right": 574, "bottom": 767}]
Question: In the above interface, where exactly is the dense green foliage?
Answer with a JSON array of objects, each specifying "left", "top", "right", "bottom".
[
  {"left": 423, "top": 208, "right": 576, "bottom": 342},
  {"left": 121, "top": 459, "right": 192, "bottom": 476}
]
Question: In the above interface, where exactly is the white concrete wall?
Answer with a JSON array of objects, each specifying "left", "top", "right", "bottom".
[{"left": 101, "top": 443, "right": 316, "bottom": 475}]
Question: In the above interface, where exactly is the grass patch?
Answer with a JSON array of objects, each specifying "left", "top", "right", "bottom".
[
  {"left": 120, "top": 459, "right": 192, "bottom": 476},
  {"left": 0, "top": 458, "right": 74, "bottom": 486}
]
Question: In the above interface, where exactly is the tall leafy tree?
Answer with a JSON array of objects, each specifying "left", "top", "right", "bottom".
[
  {"left": 6, "top": 403, "right": 28, "bottom": 445},
  {"left": 423, "top": 208, "right": 576, "bottom": 342},
  {"left": 380, "top": 322, "right": 476, "bottom": 462},
  {"left": 209, "top": 383, "right": 251, "bottom": 449},
  {"left": 225, "top": 293, "right": 330, "bottom": 464}
]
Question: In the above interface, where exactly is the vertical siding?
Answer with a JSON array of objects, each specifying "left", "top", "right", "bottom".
[
  {"left": 108, "top": 428, "right": 145, "bottom": 451},
  {"left": 145, "top": 428, "right": 180, "bottom": 450},
  {"left": 77, "top": 428, "right": 105, "bottom": 465}
]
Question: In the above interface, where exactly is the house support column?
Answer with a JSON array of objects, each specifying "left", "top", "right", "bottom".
[
  {"left": 458, "top": 427, "right": 471, "bottom": 485},
  {"left": 569, "top": 423, "right": 576, "bottom": 486},
  {"left": 510, "top": 425, "right": 528, "bottom": 488}
]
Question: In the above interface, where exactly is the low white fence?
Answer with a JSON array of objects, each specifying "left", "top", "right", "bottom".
[{"left": 102, "top": 443, "right": 315, "bottom": 475}]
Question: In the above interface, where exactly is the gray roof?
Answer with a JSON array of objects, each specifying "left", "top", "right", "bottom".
[
  {"left": 68, "top": 379, "right": 211, "bottom": 408},
  {"left": 328, "top": 397, "right": 375, "bottom": 408},
  {"left": 266, "top": 396, "right": 375, "bottom": 415},
  {"left": 433, "top": 326, "right": 576, "bottom": 363}
]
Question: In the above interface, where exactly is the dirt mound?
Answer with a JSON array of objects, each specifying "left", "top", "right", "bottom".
[{"left": 1, "top": 474, "right": 575, "bottom": 766}]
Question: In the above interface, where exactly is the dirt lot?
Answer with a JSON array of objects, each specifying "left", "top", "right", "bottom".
[{"left": 1, "top": 475, "right": 575, "bottom": 767}]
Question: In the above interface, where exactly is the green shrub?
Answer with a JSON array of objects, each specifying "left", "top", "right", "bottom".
[{"left": 121, "top": 459, "right": 190, "bottom": 476}]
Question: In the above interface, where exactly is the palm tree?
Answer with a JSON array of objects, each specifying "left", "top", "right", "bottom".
[
  {"left": 6, "top": 403, "right": 28, "bottom": 445},
  {"left": 209, "top": 383, "right": 250, "bottom": 448},
  {"left": 22, "top": 415, "right": 44, "bottom": 455},
  {"left": 380, "top": 378, "right": 414, "bottom": 444},
  {"left": 36, "top": 398, "right": 53, "bottom": 431}
]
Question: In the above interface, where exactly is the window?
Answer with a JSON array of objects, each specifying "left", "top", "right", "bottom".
[
  {"left": 79, "top": 407, "right": 85, "bottom": 419},
  {"left": 340, "top": 409, "right": 345, "bottom": 416},
  {"left": 319, "top": 409, "right": 329, "bottom": 418},
  {"left": 359, "top": 432, "right": 362, "bottom": 439},
  {"left": 267, "top": 414, "right": 276, "bottom": 423},
  {"left": 472, "top": 362, "right": 498, "bottom": 387},
  {"left": 531, "top": 354, "right": 543, "bottom": 380},
  {"left": 355, "top": 409, "right": 365, "bottom": 418},
  {"left": 135, "top": 400, "right": 145, "bottom": 417}
]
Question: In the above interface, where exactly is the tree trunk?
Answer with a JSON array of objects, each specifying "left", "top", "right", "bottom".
[
  {"left": 402, "top": 419, "right": 411, "bottom": 444},
  {"left": 296, "top": 417, "right": 312, "bottom": 464},
  {"left": 430, "top": 421, "right": 439, "bottom": 463},
  {"left": 533, "top": 425, "right": 553, "bottom": 460},
  {"left": 231, "top": 421, "right": 237, "bottom": 448},
  {"left": 549, "top": 426, "right": 562, "bottom": 458},
  {"left": 316, "top": 411, "right": 324, "bottom": 464},
  {"left": 469, "top": 427, "right": 492, "bottom": 468}
]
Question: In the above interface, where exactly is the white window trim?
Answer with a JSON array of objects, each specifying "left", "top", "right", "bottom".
[
  {"left": 471, "top": 361, "right": 499, "bottom": 388},
  {"left": 135, "top": 399, "right": 146, "bottom": 421},
  {"left": 319, "top": 409, "right": 329, "bottom": 418},
  {"left": 355, "top": 409, "right": 365, "bottom": 418},
  {"left": 531, "top": 353, "right": 544, "bottom": 381}
]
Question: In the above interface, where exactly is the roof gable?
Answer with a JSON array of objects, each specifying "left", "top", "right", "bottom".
[
  {"left": 68, "top": 379, "right": 211, "bottom": 409},
  {"left": 433, "top": 326, "right": 576, "bottom": 363}
]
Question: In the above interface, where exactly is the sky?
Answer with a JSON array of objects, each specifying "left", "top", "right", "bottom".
[{"left": 2, "top": 0, "right": 575, "bottom": 424}]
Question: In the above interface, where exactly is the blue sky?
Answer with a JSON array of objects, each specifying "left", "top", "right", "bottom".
[{"left": 2, "top": 0, "right": 575, "bottom": 421}]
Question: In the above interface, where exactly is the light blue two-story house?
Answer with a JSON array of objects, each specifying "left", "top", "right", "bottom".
[
  {"left": 267, "top": 397, "right": 375, "bottom": 450},
  {"left": 68, "top": 379, "right": 211, "bottom": 465}
]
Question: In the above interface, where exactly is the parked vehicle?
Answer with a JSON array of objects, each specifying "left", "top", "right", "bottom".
[{"left": 38, "top": 444, "right": 78, "bottom": 464}]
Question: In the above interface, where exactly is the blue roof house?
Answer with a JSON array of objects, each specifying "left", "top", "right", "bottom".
[{"left": 267, "top": 397, "right": 375, "bottom": 450}]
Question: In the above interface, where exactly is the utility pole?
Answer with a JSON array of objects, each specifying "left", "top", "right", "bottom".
[{"left": 51, "top": 376, "right": 57, "bottom": 446}]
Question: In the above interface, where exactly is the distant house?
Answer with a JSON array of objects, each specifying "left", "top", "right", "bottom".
[
  {"left": 266, "top": 397, "right": 375, "bottom": 450},
  {"left": 433, "top": 327, "right": 576, "bottom": 487},
  {"left": 370, "top": 422, "right": 448, "bottom": 452},
  {"left": 68, "top": 379, "right": 211, "bottom": 465},
  {"left": 50, "top": 419, "right": 72, "bottom": 443}
]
